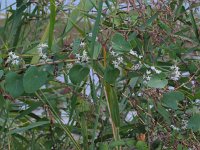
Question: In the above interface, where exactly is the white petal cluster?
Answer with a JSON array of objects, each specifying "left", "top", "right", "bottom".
[
  {"left": 112, "top": 57, "right": 123, "bottom": 68},
  {"left": 132, "top": 62, "right": 142, "bottom": 70},
  {"left": 130, "top": 50, "right": 143, "bottom": 59},
  {"left": 110, "top": 51, "right": 119, "bottom": 57},
  {"left": 170, "top": 125, "right": 180, "bottom": 131},
  {"left": 6, "top": 52, "right": 20, "bottom": 65},
  {"left": 170, "top": 65, "right": 181, "bottom": 81},
  {"left": 76, "top": 50, "right": 89, "bottom": 63},
  {"left": 181, "top": 119, "right": 188, "bottom": 130},
  {"left": 37, "top": 43, "right": 49, "bottom": 62},
  {"left": 168, "top": 86, "right": 175, "bottom": 91},
  {"left": 80, "top": 42, "right": 86, "bottom": 47},
  {"left": 150, "top": 66, "right": 161, "bottom": 74},
  {"left": 125, "top": 110, "right": 138, "bottom": 122},
  {"left": 143, "top": 70, "right": 152, "bottom": 84}
]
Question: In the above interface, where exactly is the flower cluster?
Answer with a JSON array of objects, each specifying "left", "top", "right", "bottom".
[
  {"left": 143, "top": 70, "right": 152, "bottom": 84},
  {"left": 125, "top": 110, "right": 138, "bottom": 122},
  {"left": 112, "top": 56, "right": 123, "bottom": 68},
  {"left": 37, "top": 43, "right": 49, "bottom": 62},
  {"left": 130, "top": 50, "right": 143, "bottom": 59},
  {"left": 6, "top": 52, "right": 21, "bottom": 65},
  {"left": 170, "top": 65, "right": 181, "bottom": 81},
  {"left": 132, "top": 62, "right": 142, "bottom": 70},
  {"left": 76, "top": 50, "right": 89, "bottom": 63},
  {"left": 170, "top": 125, "right": 180, "bottom": 131},
  {"left": 150, "top": 66, "right": 161, "bottom": 74}
]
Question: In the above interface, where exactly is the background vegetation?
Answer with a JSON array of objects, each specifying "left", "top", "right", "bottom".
[{"left": 0, "top": 0, "right": 200, "bottom": 149}]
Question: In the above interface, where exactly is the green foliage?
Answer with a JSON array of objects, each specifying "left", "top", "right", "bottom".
[
  {"left": 69, "top": 64, "right": 90, "bottom": 84},
  {"left": 5, "top": 72, "right": 24, "bottom": 97},
  {"left": 0, "top": 0, "right": 200, "bottom": 149},
  {"left": 23, "top": 66, "right": 48, "bottom": 93}
]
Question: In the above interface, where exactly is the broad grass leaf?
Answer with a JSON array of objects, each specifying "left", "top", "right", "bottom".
[
  {"left": 23, "top": 66, "right": 48, "bottom": 93},
  {"left": 9, "top": 121, "right": 50, "bottom": 134},
  {"left": 5, "top": 72, "right": 24, "bottom": 98}
]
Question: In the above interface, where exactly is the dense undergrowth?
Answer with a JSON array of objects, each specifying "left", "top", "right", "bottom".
[{"left": 0, "top": 0, "right": 200, "bottom": 149}]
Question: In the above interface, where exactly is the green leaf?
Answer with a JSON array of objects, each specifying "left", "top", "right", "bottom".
[
  {"left": 147, "top": 76, "right": 168, "bottom": 88},
  {"left": 48, "top": 0, "right": 56, "bottom": 50},
  {"left": 187, "top": 113, "right": 200, "bottom": 132},
  {"left": 99, "top": 143, "right": 109, "bottom": 150},
  {"left": 157, "top": 104, "right": 171, "bottom": 124},
  {"left": 72, "top": 38, "right": 81, "bottom": 54},
  {"left": 105, "top": 84, "right": 120, "bottom": 127},
  {"left": 104, "top": 66, "right": 120, "bottom": 84},
  {"left": 92, "top": 41, "right": 102, "bottom": 59},
  {"left": 23, "top": 66, "right": 48, "bottom": 93},
  {"left": 89, "top": 1, "right": 103, "bottom": 59},
  {"left": 9, "top": 121, "right": 50, "bottom": 134},
  {"left": 129, "top": 77, "right": 139, "bottom": 88},
  {"left": 146, "top": 12, "right": 159, "bottom": 26},
  {"left": 0, "top": 70, "right": 4, "bottom": 79},
  {"left": 69, "top": 64, "right": 90, "bottom": 84},
  {"left": 161, "top": 91, "right": 184, "bottom": 110},
  {"left": 5, "top": 72, "right": 24, "bottom": 98},
  {"left": 136, "top": 141, "right": 148, "bottom": 150},
  {"left": 112, "top": 33, "right": 132, "bottom": 53}
]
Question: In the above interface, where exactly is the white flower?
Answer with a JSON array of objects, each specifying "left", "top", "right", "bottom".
[
  {"left": 170, "top": 65, "right": 181, "bottom": 81},
  {"left": 138, "top": 55, "right": 143, "bottom": 59},
  {"left": 146, "top": 76, "right": 151, "bottom": 81},
  {"left": 132, "top": 63, "right": 141, "bottom": 70},
  {"left": 146, "top": 70, "right": 151, "bottom": 75},
  {"left": 75, "top": 50, "right": 89, "bottom": 63},
  {"left": 137, "top": 92, "right": 142, "bottom": 97},
  {"left": 150, "top": 66, "right": 161, "bottom": 74},
  {"left": 150, "top": 66, "right": 156, "bottom": 70},
  {"left": 155, "top": 69, "right": 161, "bottom": 74},
  {"left": 149, "top": 105, "right": 153, "bottom": 109},
  {"left": 110, "top": 51, "right": 119, "bottom": 57},
  {"left": 37, "top": 43, "right": 49, "bottom": 62},
  {"left": 181, "top": 71, "right": 190, "bottom": 77},
  {"left": 11, "top": 59, "right": 20, "bottom": 65},
  {"left": 112, "top": 57, "right": 123, "bottom": 68},
  {"left": 89, "top": 32, "right": 92, "bottom": 37},
  {"left": 66, "top": 63, "right": 73, "bottom": 69},
  {"left": 170, "top": 125, "right": 180, "bottom": 131},
  {"left": 125, "top": 110, "right": 138, "bottom": 122},
  {"left": 130, "top": 50, "right": 138, "bottom": 57},
  {"left": 82, "top": 50, "right": 89, "bottom": 62},
  {"left": 37, "top": 43, "right": 48, "bottom": 49},
  {"left": 80, "top": 42, "right": 86, "bottom": 47},
  {"left": 181, "top": 120, "right": 188, "bottom": 130},
  {"left": 168, "top": 86, "right": 175, "bottom": 91},
  {"left": 7, "top": 51, "right": 20, "bottom": 65},
  {"left": 195, "top": 99, "right": 200, "bottom": 105}
]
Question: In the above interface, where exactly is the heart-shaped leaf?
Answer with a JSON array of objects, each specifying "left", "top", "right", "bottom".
[
  {"left": 69, "top": 64, "right": 90, "bottom": 84},
  {"left": 187, "top": 113, "right": 200, "bottom": 132},
  {"left": 161, "top": 91, "right": 184, "bottom": 110},
  {"left": 23, "top": 66, "right": 48, "bottom": 93},
  {"left": 5, "top": 72, "right": 24, "bottom": 98},
  {"left": 112, "top": 33, "right": 132, "bottom": 53}
]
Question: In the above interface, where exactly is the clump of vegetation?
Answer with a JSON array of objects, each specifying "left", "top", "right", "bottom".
[{"left": 0, "top": 0, "right": 200, "bottom": 149}]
